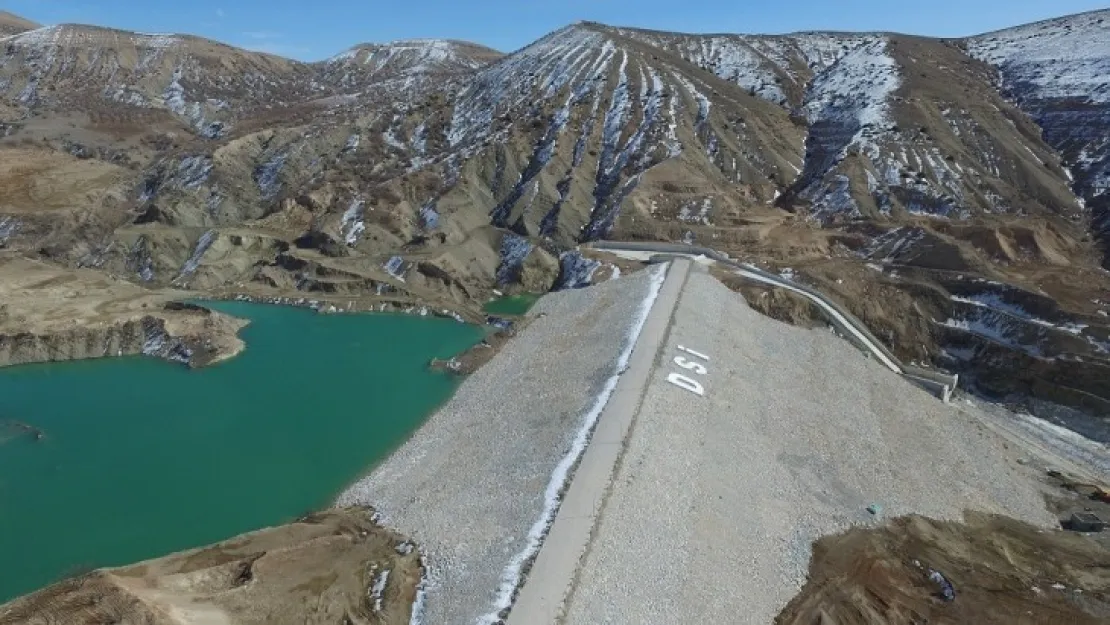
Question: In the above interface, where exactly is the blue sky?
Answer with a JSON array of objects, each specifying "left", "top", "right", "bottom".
[{"left": 6, "top": 0, "right": 1108, "bottom": 61}]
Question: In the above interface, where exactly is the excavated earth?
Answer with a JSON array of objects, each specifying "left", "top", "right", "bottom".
[
  {"left": 0, "top": 508, "right": 423, "bottom": 625},
  {"left": 775, "top": 512, "right": 1110, "bottom": 625}
]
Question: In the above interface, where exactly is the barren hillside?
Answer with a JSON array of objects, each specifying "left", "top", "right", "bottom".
[{"left": 0, "top": 11, "right": 37, "bottom": 37}]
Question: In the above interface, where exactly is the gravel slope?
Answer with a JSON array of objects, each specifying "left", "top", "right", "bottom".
[
  {"left": 337, "top": 268, "right": 659, "bottom": 625},
  {"left": 563, "top": 269, "right": 1057, "bottom": 625}
]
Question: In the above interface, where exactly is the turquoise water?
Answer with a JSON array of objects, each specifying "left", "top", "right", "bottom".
[
  {"left": 0, "top": 302, "right": 483, "bottom": 602},
  {"left": 484, "top": 293, "right": 542, "bottom": 316}
]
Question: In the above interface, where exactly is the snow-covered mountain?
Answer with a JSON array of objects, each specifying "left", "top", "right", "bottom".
[
  {"left": 329, "top": 39, "right": 501, "bottom": 77},
  {"left": 0, "top": 24, "right": 320, "bottom": 137},
  {"left": 1, "top": 10, "right": 1109, "bottom": 417}
]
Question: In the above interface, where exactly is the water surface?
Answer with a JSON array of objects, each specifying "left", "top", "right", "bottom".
[
  {"left": 484, "top": 293, "right": 542, "bottom": 316},
  {"left": 0, "top": 302, "right": 482, "bottom": 602}
]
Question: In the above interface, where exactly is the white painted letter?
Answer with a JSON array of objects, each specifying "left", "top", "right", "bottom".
[
  {"left": 667, "top": 372, "right": 704, "bottom": 396},
  {"left": 677, "top": 345, "right": 710, "bottom": 361},
  {"left": 673, "top": 356, "right": 708, "bottom": 376}
]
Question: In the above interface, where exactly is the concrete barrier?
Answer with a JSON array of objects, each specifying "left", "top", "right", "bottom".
[{"left": 588, "top": 241, "right": 959, "bottom": 402}]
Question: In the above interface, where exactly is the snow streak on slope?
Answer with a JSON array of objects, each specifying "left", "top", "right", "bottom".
[
  {"left": 489, "top": 87, "right": 583, "bottom": 227},
  {"left": 0, "top": 23, "right": 321, "bottom": 138},
  {"left": 615, "top": 27, "right": 878, "bottom": 111},
  {"left": 773, "top": 34, "right": 871, "bottom": 74},
  {"left": 615, "top": 29, "right": 787, "bottom": 104},
  {"left": 484, "top": 34, "right": 617, "bottom": 230},
  {"left": 794, "top": 36, "right": 900, "bottom": 218},
  {"left": 969, "top": 11, "right": 1110, "bottom": 103},
  {"left": 447, "top": 26, "right": 606, "bottom": 147},
  {"left": 691, "top": 37, "right": 785, "bottom": 103},
  {"left": 462, "top": 25, "right": 699, "bottom": 240},
  {"left": 1, "top": 25, "right": 182, "bottom": 49},
  {"left": 584, "top": 52, "right": 674, "bottom": 239},
  {"left": 174, "top": 230, "right": 217, "bottom": 284},
  {"left": 803, "top": 37, "right": 899, "bottom": 157},
  {"left": 539, "top": 54, "right": 613, "bottom": 237},
  {"left": 326, "top": 39, "right": 498, "bottom": 86}
]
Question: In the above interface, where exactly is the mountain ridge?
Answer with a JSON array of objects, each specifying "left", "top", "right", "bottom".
[
  {"left": 0, "top": 10, "right": 38, "bottom": 37},
  {"left": 0, "top": 9, "right": 1108, "bottom": 420},
  {"left": 3, "top": 9, "right": 1105, "bottom": 64}
]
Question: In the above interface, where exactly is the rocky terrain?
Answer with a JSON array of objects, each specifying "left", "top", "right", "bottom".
[
  {"left": 0, "top": 10, "right": 1107, "bottom": 415},
  {"left": 0, "top": 507, "right": 424, "bottom": 625}
]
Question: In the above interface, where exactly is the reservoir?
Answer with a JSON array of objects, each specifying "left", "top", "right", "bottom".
[
  {"left": 0, "top": 302, "right": 483, "bottom": 602},
  {"left": 483, "top": 293, "right": 541, "bottom": 316}
]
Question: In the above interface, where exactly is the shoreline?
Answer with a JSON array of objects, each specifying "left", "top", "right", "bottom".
[
  {"left": 0, "top": 307, "right": 249, "bottom": 371},
  {"left": 0, "top": 292, "right": 493, "bottom": 372}
]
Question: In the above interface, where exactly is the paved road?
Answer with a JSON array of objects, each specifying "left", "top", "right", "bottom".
[{"left": 508, "top": 266, "right": 1056, "bottom": 624}]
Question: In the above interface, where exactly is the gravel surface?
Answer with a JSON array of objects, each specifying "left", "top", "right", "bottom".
[
  {"left": 337, "top": 268, "right": 658, "bottom": 625},
  {"left": 563, "top": 270, "right": 1058, "bottom": 625}
]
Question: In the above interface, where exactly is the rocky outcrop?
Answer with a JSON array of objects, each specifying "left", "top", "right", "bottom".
[{"left": 518, "top": 245, "right": 560, "bottom": 293}]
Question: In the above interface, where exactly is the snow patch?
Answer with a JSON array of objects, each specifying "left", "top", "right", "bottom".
[
  {"left": 969, "top": 12, "right": 1110, "bottom": 103},
  {"left": 341, "top": 199, "right": 366, "bottom": 245},
  {"left": 175, "top": 230, "right": 217, "bottom": 283},
  {"left": 496, "top": 234, "right": 533, "bottom": 285},
  {"left": 383, "top": 256, "right": 406, "bottom": 281},
  {"left": 555, "top": 251, "right": 601, "bottom": 290},
  {"left": 254, "top": 153, "right": 287, "bottom": 200},
  {"left": 0, "top": 217, "right": 20, "bottom": 244},
  {"left": 951, "top": 293, "right": 1088, "bottom": 336},
  {"left": 369, "top": 567, "right": 390, "bottom": 613}
]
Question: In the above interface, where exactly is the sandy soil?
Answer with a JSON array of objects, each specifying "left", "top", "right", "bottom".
[
  {"left": 0, "top": 147, "right": 130, "bottom": 214},
  {"left": 0, "top": 255, "right": 245, "bottom": 368},
  {"left": 0, "top": 508, "right": 422, "bottom": 625}
]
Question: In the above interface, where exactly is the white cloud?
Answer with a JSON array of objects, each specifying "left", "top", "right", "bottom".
[{"left": 216, "top": 8, "right": 225, "bottom": 18}]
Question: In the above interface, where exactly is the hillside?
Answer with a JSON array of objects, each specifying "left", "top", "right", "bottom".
[
  {"left": 968, "top": 11, "right": 1110, "bottom": 266},
  {"left": 327, "top": 39, "right": 502, "bottom": 81},
  {"left": 0, "top": 11, "right": 1108, "bottom": 418},
  {"left": 0, "top": 11, "right": 37, "bottom": 37}
]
